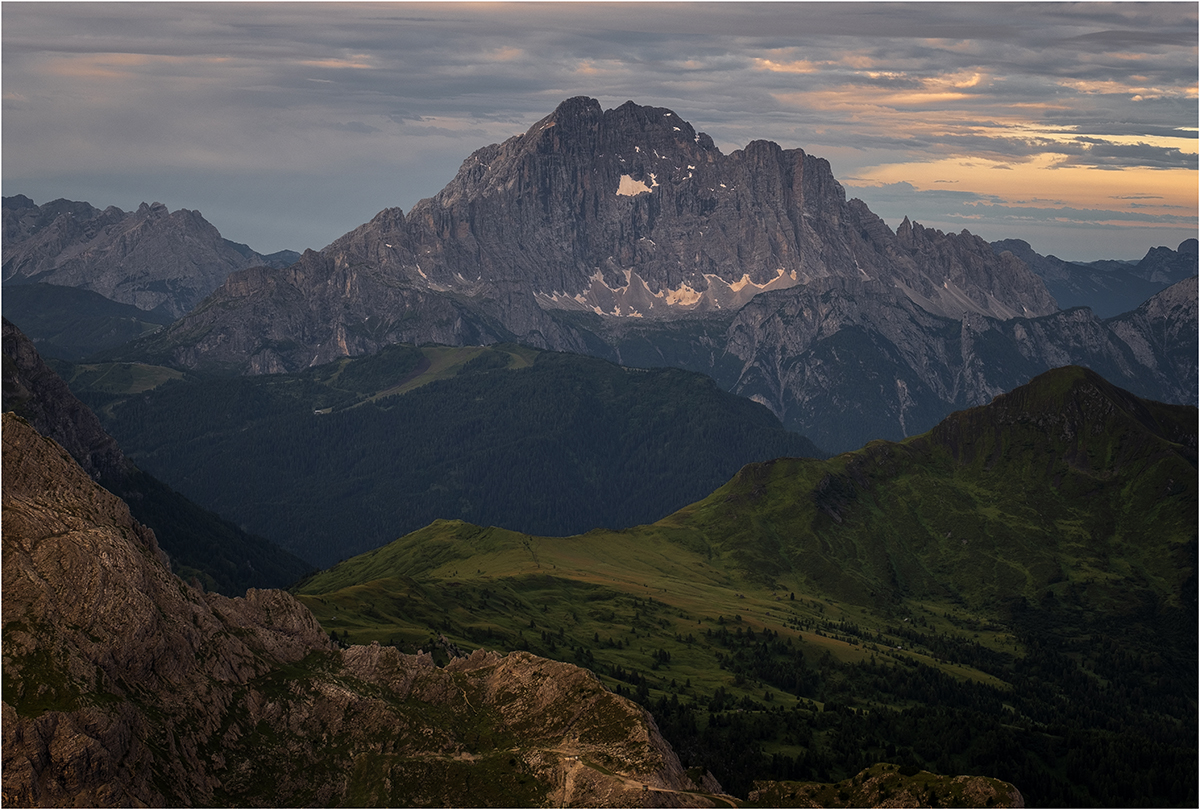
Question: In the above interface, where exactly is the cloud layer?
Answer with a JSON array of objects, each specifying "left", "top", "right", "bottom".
[{"left": 3, "top": 2, "right": 1195, "bottom": 259}]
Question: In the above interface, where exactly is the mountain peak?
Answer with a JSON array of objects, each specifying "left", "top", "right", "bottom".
[
  {"left": 548, "top": 94, "right": 603, "bottom": 121},
  {"left": 139, "top": 97, "right": 1066, "bottom": 376},
  {"left": 928, "top": 365, "right": 1197, "bottom": 469},
  {"left": 3, "top": 196, "right": 281, "bottom": 317}
]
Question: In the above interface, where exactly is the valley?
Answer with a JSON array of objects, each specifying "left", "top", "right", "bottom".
[
  {"left": 2, "top": 92, "right": 1196, "bottom": 808},
  {"left": 63, "top": 342, "right": 820, "bottom": 567}
]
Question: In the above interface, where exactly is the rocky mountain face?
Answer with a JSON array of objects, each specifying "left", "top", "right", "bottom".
[
  {"left": 1, "top": 412, "right": 726, "bottom": 808},
  {"left": 716, "top": 276, "right": 1198, "bottom": 451},
  {"left": 363, "top": 97, "right": 1054, "bottom": 322},
  {"left": 77, "top": 98, "right": 1194, "bottom": 451},
  {"left": 131, "top": 97, "right": 1056, "bottom": 374},
  {"left": 992, "top": 237, "right": 1197, "bottom": 317},
  {"left": 2, "top": 195, "right": 295, "bottom": 318},
  {"left": 2, "top": 317, "right": 311, "bottom": 595},
  {"left": 1108, "top": 275, "right": 1199, "bottom": 402},
  {"left": 138, "top": 248, "right": 532, "bottom": 374}
]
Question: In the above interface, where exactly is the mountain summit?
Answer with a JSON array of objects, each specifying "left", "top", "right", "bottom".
[
  {"left": 137, "top": 97, "right": 1057, "bottom": 374},
  {"left": 331, "top": 96, "right": 1056, "bottom": 321}
]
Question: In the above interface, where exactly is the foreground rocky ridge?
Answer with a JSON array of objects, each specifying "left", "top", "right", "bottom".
[{"left": 1, "top": 412, "right": 725, "bottom": 807}]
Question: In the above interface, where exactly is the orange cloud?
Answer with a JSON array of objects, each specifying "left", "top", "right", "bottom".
[
  {"left": 297, "top": 56, "right": 374, "bottom": 70},
  {"left": 752, "top": 57, "right": 819, "bottom": 74},
  {"left": 851, "top": 154, "right": 1196, "bottom": 220}
]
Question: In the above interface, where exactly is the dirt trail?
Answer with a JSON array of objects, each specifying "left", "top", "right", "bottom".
[{"left": 550, "top": 748, "right": 739, "bottom": 808}]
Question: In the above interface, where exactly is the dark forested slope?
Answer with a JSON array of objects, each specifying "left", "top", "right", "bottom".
[
  {"left": 2, "top": 318, "right": 311, "bottom": 593},
  {"left": 75, "top": 344, "right": 822, "bottom": 567}
]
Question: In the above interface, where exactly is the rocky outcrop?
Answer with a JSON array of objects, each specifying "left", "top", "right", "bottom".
[
  {"left": 2, "top": 195, "right": 289, "bottom": 318},
  {"left": 749, "top": 763, "right": 1024, "bottom": 808},
  {"left": 133, "top": 97, "right": 1057, "bottom": 374},
  {"left": 1, "top": 412, "right": 725, "bottom": 807}
]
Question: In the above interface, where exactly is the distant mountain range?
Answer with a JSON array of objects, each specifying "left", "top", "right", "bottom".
[
  {"left": 116, "top": 98, "right": 1058, "bottom": 375},
  {"left": 2, "top": 194, "right": 299, "bottom": 318},
  {"left": 992, "top": 236, "right": 1197, "bottom": 317},
  {"left": 3, "top": 97, "right": 1195, "bottom": 453}
]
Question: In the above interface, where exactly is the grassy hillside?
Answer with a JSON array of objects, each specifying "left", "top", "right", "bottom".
[
  {"left": 293, "top": 367, "right": 1197, "bottom": 806},
  {"left": 66, "top": 343, "right": 822, "bottom": 567}
]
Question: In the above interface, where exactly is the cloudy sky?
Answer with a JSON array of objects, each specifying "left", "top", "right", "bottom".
[{"left": 3, "top": 2, "right": 1196, "bottom": 260}]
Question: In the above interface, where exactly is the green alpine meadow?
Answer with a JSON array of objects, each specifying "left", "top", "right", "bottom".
[{"left": 293, "top": 366, "right": 1197, "bottom": 805}]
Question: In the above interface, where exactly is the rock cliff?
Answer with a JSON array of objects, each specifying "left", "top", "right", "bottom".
[
  {"left": 1, "top": 412, "right": 725, "bottom": 807},
  {"left": 749, "top": 763, "right": 1024, "bottom": 808},
  {"left": 134, "top": 97, "right": 1057, "bottom": 373}
]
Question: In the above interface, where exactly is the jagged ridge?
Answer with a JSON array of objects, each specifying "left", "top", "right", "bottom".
[{"left": 130, "top": 97, "right": 1057, "bottom": 374}]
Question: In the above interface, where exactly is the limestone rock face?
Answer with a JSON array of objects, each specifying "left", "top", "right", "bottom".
[
  {"left": 0, "top": 413, "right": 724, "bottom": 808},
  {"left": 2, "top": 195, "right": 286, "bottom": 318},
  {"left": 137, "top": 97, "right": 1057, "bottom": 374},
  {"left": 1108, "top": 275, "right": 1198, "bottom": 399}
]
